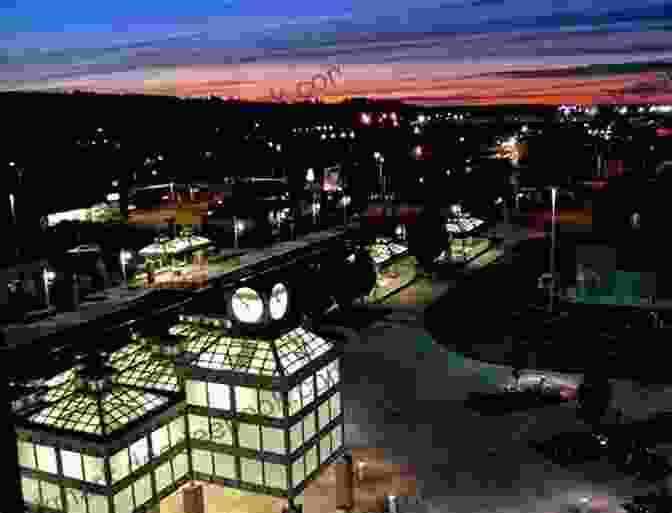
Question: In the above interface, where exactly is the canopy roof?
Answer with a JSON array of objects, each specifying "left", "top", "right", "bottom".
[
  {"left": 170, "top": 319, "right": 333, "bottom": 377},
  {"left": 367, "top": 238, "right": 408, "bottom": 265},
  {"left": 445, "top": 215, "right": 484, "bottom": 235},
  {"left": 27, "top": 386, "right": 170, "bottom": 436},
  {"left": 139, "top": 235, "right": 212, "bottom": 257}
]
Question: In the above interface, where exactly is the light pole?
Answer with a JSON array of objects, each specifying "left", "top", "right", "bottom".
[
  {"left": 120, "top": 250, "right": 132, "bottom": 288},
  {"left": 373, "top": 152, "right": 385, "bottom": 200},
  {"left": 341, "top": 194, "right": 351, "bottom": 226},
  {"left": 234, "top": 218, "right": 244, "bottom": 249},
  {"left": 43, "top": 268, "right": 55, "bottom": 309},
  {"left": 549, "top": 187, "right": 558, "bottom": 313}
]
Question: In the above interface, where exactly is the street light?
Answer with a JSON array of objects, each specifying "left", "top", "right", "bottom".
[
  {"left": 43, "top": 268, "right": 56, "bottom": 309},
  {"left": 549, "top": 187, "right": 558, "bottom": 313},
  {"left": 234, "top": 218, "right": 245, "bottom": 249},
  {"left": 374, "top": 153, "right": 385, "bottom": 199},
  {"left": 120, "top": 250, "right": 133, "bottom": 287}
]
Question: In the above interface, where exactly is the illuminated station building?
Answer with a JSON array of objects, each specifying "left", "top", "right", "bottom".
[{"left": 12, "top": 278, "right": 346, "bottom": 513}]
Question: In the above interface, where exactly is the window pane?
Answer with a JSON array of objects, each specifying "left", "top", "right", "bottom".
[
  {"left": 110, "top": 448, "right": 130, "bottom": 483},
  {"left": 192, "top": 449, "right": 213, "bottom": 475},
  {"left": 265, "top": 462, "right": 287, "bottom": 490},
  {"left": 303, "top": 412, "right": 316, "bottom": 442},
  {"left": 169, "top": 416, "right": 186, "bottom": 445},
  {"left": 186, "top": 380, "right": 208, "bottom": 407},
  {"left": 208, "top": 383, "right": 231, "bottom": 410},
  {"left": 188, "top": 414, "right": 210, "bottom": 442},
  {"left": 260, "top": 389, "right": 283, "bottom": 418},
  {"left": 173, "top": 451, "right": 189, "bottom": 480},
  {"left": 21, "top": 477, "right": 40, "bottom": 504},
  {"left": 330, "top": 392, "right": 341, "bottom": 417},
  {"left": 17, "top": 441, "right": 36, "bottom": 469},
  {"left": 133, "top": 474, "right": 152, "bottom": 507},
  {"left": 114, "top": 487, "right": 133, "bottom": 513},
  {"left": 35, "top": 444, "right": 58, "bottom": 474},
  {"left": 329, "top": 359, "right": 340, "bottom": 385},
  {"left": 316, "top": 367, "right": 331, "bottom": 396},
  {"left": 61, "top": 450, "right": 83, "bottom": 480},
  {"left": 66, "top": 488, "right": 87, "bottom": 513},
  {"left": 40, "top": 481, "right": 62, "bottom": 510},
  {"left": 152, "top": 425, "right": 170, "bottom": 457},
  {"left": 155, "top": 461, "right": 173, "bottom": 493},
  {"left": 241, "top": 458, "right": 263, "bottom": 485},
  {"left": 305, "top": 446, "right": 318, "bottom": 476},
  {"left": 318, "top": 401, "right": 330, "bottom": 431},
  {"left": 235, "top": 386, "right": 258, "bottom": 415},
  {"left": 88, "top": 494, "right": 110, "bottom": 513},
  {"left": 288, "top": 386, "right": 302, "bottom": 416},
  {"left": 292, "top": 456, "right": 304, "bottom": 488},
  {"left": 83, "top": 454, "right": 106, "bottom": 484},
  {"left": 214, "top": 453, "right": 236, "bottom": 480},
  {"left": 301, "top": 377, "right": 315, "bottom": 408},
  {"left": 211, "top": 418, "right": 234, "bottom": 446},
  {"left": 320, "top": 435, "right": 331, "bottom": 463},
  {"left": 332, "top": 426, "right": 342, "bottom": 450},
  {"left": 238, "top": 423, "right": 260, "bottom": 451},
  {"left": 130, "top": 437, "right": 150, "bottom": 471},
  {"left": 262, "top": 426, "right": 286, "bottom": 455},
  {"left": 290, "top": 422, "right": 303, "bottom": 453}
]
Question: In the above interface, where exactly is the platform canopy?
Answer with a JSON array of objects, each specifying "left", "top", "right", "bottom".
[
  {"left": 170, "top": 318, "right": 333, "bottom": 377},
  {"left": 367, "top": 237, "right": 408, "bottom": 265},
  {"left": 445, "top": 215, "right": 484, "bottom": 235},
  {"left": 139, "top": 235, "right": 212, "bottom": 257}
]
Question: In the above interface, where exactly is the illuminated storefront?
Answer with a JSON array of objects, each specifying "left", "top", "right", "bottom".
[{"left": 173, "top": 314, "right": 344, "bottom": 508}]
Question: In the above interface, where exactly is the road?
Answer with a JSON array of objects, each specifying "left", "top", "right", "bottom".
[{"left": 339, "top": 281, "right": 653, "bottom": 513}]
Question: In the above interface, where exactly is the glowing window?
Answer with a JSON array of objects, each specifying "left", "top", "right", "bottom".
[
  {"left": 61, "top": 450, "right": 83, "bottom": 480},
  {"left": 305, "top": 446, "right": 318, "bottom": 476},
  {"left": 82, "top": 454, "right": 106, "bottom": 484},
  {"left": 265, "top": 462, "right": 287, "bottom": 490},
  {"left": 290, "top": 422, "right": 303, "bottom": 452},
  {"left": 238, "top": 423, "right": 261, "bottom": 451},
  {"left": 320, "top": 435, "right": 331, "bottom": 463},
  {"left": 130, "top": 437, "right": 150, "bottom": 471},
  {"left": 88, "top": 494, "right": 109, "bottom": 513},
  {"left": 40, "top": 481, "right": 62, "bottom": 510},
  {"left": 186, "top": 380, "right": 208, "bottom": 407},
  {"left": 214, "top": 453, "right": 236, "bottom": 480},
  {"left": 155, "top": 461, "right": 173, "bottom": 492},
  {"left": 303, "top": 412, "right": 316, "bottom": 442},
  {"left": 169, "top": 416, "right": 186, "bottom": 444},
  {"left": 173, "top": 451, "right": 189, "bottom": 480},
  {"left": 241, "top": 458, "right": 263, "bottom": 485},
  {"left": 151, "top": 425, "right": 170, "bottom": 457},
  {"left": 114, "top": 487, "right": 133, "bottom": 513},
  {"left": 17, "top": 441, "right": 36, "bottom": 469},
  {"left": 35, "top": 444, "right": 57, "bottom": 474},
  {"left": 133, "top": 475, "right": 152, "bottom": 507},
  {"left": 189, "top": 414, "right": 210, "bottom": 441},
  {"left": 262, "top": 426, "right": 286, "bottom": 455},
  {"left": 21, "top": 477, "right": 40, "bottom": 504},
  {"left": 208, "top": 382, "right": 231, "bottom": 410},
  {"left": 318, "top": 401, "right": 331, "bottom": 431},
  {"left": 66, "top": 488, "right": 86, "bottom": 513},
  {"left": 292, "top": 456, "right": 305, "bottom": 487},
  {"left": 192, "top": 449, "right": 213, "bottom": 475},
  {"left": 110, "top": 448, "right": 130, "bottom": 483},
  {"left": 236, "top": 386, "right": 259, "bottom": 415}
]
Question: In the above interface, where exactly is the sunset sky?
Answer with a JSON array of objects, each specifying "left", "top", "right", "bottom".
[{"left": 1, "top": 0, "right": 671, "bottom": 104}]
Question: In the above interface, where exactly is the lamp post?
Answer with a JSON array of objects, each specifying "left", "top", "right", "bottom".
[
  {"left": 549, "top": 187, "right": 558, "bottom": 313},
  {"left": 120, "top": 250, "right": 132, "bottom": 288},
  {"left": 373, "top": 152, "right": 385, "bottom": 200},
  {"left": 234, "top": 218, "right": 245, "bottom": 249},
  {"left": 42, "top": 268, "right": 55, "bottom": 309}
]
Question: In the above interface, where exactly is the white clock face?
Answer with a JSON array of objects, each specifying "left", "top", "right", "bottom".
[
  {"left": 269, "top": 283, "right": 289, "bottom": 320},
  {"left": 231, "top": 287, "right": 264, "bottom": 323}
]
